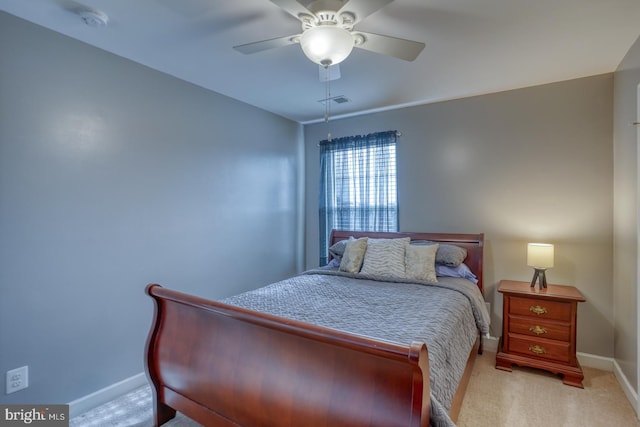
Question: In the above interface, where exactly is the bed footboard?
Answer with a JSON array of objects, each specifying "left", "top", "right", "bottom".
[{"left": 145, "top": 284, "right": 431, "bottom": 427}]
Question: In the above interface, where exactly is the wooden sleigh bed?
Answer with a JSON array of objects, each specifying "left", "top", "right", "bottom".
[{"left": 145, "top": 230, "right": 486, "bottom": 427}]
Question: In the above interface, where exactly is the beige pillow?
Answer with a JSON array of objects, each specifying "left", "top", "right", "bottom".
[
  {"left": 339, "top": 237, "right": 368, "bottom": 273},
  {"left": 360, "top": 237, "right": 411, "bottom": 278},
  {"left": 406, "top": 243, "right": 438, "bottom": 282}
]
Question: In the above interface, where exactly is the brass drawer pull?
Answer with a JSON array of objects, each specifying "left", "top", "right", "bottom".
[
  {"left": 529, "top": 305, "right": 548, "bottom": 315},
  {"left": 529, "top": 325, "right": 548, "bottom": 335},
  {"left": 529, "top": 345, "right": 546, "bottom": 355}
]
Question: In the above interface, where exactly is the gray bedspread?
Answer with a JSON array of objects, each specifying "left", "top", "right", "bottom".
[{"left": 222, "top": 269, "right": 490, "bottom": 427}]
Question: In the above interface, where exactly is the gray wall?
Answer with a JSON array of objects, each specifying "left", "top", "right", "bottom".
[
  {"left": 0, "top": 12, "right": 303, "bottom": 404},
  {"left": 305, "top": 74, "right": 614, "bottom": 356},
  {"left": 613, "top": 34, "right": 640, "bottom": 392}
]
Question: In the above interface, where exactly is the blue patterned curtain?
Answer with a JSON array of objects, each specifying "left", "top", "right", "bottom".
[{"left": 318, "top": 130, "right": 399, "bottom": 265}]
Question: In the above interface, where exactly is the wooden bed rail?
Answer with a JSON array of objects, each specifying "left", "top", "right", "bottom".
[{"left": 145, "top": 284, "right": 432, "bottom": 427}]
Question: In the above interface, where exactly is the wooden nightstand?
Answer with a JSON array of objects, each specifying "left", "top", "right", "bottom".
[{"left": 495, "top": 279, "right": 586, "bottom": 388}]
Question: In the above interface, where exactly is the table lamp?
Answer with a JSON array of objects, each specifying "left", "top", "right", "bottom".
[{"left": 527, "top": 243, "right": 554, "bottom": 289}]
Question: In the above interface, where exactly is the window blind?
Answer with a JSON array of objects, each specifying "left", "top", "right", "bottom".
[{"left": 318, "top": 130, "right": 398, "bottom": 265}]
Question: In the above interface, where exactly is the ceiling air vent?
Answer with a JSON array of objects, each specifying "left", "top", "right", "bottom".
[{"left": 318, "top": 95, "right": 351, "bottom": 105}]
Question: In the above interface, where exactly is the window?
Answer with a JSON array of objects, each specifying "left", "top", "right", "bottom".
[{"left": 318, "top": 130, "right": 399, "bottom": 265}]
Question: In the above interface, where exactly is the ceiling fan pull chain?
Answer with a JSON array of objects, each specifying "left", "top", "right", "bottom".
[
  {"left": 324, "top": 65, "right": 332, "bottom": 141},
  {"left": 324, "top": 65, "right": 331, "bottom": 123}
]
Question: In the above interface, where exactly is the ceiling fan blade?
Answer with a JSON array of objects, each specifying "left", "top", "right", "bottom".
[
  {"left": 269, "top": 0, "right": 314, "bottom": 19},
  {"left": 355, "top": 31, "right": 425, "bottom": 61},
  {"left": 338, "top": 0, "right": 394, "bottom": 24},
  {"left": 233, "top": 35, "right": 300, "bottom": 55}
]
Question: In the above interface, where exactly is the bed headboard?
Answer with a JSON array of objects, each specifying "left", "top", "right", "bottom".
[{"left": 329, "top": 230, "right": 485, "bottom": 294}]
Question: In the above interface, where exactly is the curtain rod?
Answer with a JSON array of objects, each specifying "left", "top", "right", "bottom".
[{"left": 317, "top": 131, "right": 401, "bottom": 146}]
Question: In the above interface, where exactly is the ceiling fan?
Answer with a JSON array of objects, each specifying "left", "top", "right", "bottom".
[{"left": 233, "top": 0, "right": 425, "bottom": 67}]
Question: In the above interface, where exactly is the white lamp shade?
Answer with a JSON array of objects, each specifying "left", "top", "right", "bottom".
[
  {"left": 300, "top": 26, "right": 354, "bottom": 66},
  {"left": 527, "top": 243, "right": 554, "bottom": 269}
]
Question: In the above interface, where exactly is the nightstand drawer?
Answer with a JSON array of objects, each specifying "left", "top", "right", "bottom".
[
  {"left": 509, "top": 316, "right": 570, "bottom": 341},
  {"left": 509, "top": 296, "right": 571, "bottom": 321},
  {"left": 507, "top": 334, "right": 571, "bottom": 363}
]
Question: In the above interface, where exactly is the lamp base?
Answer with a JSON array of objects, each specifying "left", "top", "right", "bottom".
[{"left": 530, "top": 269, "right": 548, "bottom": 289}]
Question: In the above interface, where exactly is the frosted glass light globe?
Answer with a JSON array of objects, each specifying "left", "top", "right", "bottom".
[{"left": 300, "top": 26, "right": 355, "bottom": 66}]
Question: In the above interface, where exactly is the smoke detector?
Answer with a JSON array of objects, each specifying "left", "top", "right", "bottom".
[{"left": 77, "top": 8, "right": 109, "bottom": 27}]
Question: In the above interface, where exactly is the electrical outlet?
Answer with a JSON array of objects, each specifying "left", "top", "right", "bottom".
[{"left": 6, "top": 366, "right": 28, "bottom": 394}]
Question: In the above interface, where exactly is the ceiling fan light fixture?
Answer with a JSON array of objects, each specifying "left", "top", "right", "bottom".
[{"left": 300, "top": 25, "right": 354, "bottom": 66}]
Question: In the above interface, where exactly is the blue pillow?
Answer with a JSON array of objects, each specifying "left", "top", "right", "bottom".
[
  {"left": 435, "top": 263, "right": 478, "bottom": 284},
  {"left": 327, "top": 258, "right": 341, "bottom": 269}
]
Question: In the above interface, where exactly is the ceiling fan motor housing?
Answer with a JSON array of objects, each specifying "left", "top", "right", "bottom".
[{"left": 300, "top": 10, "right": 355, "bottom": 30}]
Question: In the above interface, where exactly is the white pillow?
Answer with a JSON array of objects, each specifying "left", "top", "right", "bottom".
[
  {"left": 360, "top": 237, "right": 410, "bottom": 278},
  {"left": 406, "top": 243, "right": 439, "bottom": 282},
  {"left": 339, "top": 237, "right": 368, "bottom": 273}
]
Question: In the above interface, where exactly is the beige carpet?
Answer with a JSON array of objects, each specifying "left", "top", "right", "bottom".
[
  {"left": 457, "top": 352, "right": 640, "bottom": 427},
  {"left": 71, "top": 352, "right": 639, "bottom": 426}
]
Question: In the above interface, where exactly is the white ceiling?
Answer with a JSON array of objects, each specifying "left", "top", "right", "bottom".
[{"left": 2, "top": 0, "right": 640, "bottom": 123}]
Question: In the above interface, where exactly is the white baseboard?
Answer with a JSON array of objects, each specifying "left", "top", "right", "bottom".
[
  {"left": 483, "top": 335, "right": 499, "bottom": 353},
  {"left": 577, "top": 351, "right": 638, "bottom": 416},
  {"left": 68, "top": 372, "right": 147, "bottom": 418},
  {"left": 611, "top": 358, "right": 639, "bottom": 417},
  {"left": 577, "top": 351, "right": 615, "bottom": 371},
  {"left": 590, "top": 355, "right": 639, "bottom": 417}
]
